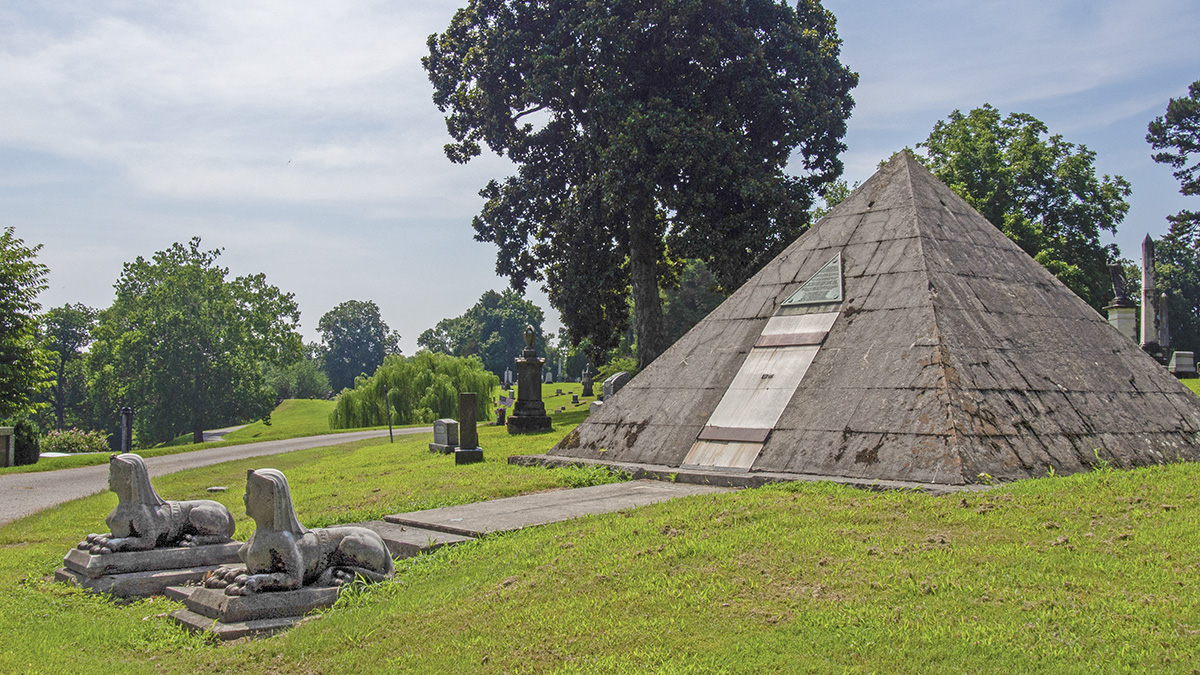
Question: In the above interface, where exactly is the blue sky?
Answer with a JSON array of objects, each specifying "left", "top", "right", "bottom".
[{"left": 5, "top": 1, "right": 1198, "bottom": 352}]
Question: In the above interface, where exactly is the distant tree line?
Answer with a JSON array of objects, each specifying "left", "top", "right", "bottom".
[{"left": 1, "top": 235, "right": 408, "bottom": 459}]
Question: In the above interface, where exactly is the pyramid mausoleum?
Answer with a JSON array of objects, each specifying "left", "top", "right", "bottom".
[{"left": 536, "top": 152, "right": 1200, "bottom": 486}]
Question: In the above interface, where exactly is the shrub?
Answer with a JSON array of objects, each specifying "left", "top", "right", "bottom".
[
  {"left": 597, "top": 356, "right": 638, "bottom": 382},
  {"left": 40, "top": 427, "right": 111, "bottom": 454},
  {"left": 6, "top": 418, "right": 40, "bottom": 466}
]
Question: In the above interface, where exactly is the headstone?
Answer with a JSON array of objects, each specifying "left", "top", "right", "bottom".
[
  {"left": 589, "top": 401, "right": 603, "bottom": 415},
  {"left": 0, "top": 427, "right": 12, "bottom": 468},
  {"left": 556, "top": 388, "right": 563, "bottom": 396},
  {"left": 602, "top": 371, "right": 630, "bottom": 400},
  {"left": 1170, "top": 351, "right": 1197, "bottom": 378},
  {"left": 455, "top": 392, "right": 484, "bottom": 464},
  {"left": 429, "top": 419, "right": 459, "bottom": 454},
  {"left": 544, "top": 370, "right": 554, "bottom": 384},
  {"left": 496, "top": 407, "right": 506, "bottom": 426},
  {"left": 458, "top": 393, "right": 479, "bottom": 450},
  {"left": 572, "top": 394, "right": 579, "bottom": 405},
  {"left": 504, "top": 368, "right": 513, "bottom": 387},
  {"left": 507, "top": 325, "right": 553, "bottom": 434},
  {"left": 1105, "top": 263, "right": 1139, "bottom": 344},
  {"left": 582, "top": 363, "right": 594, "bottom": 397}
]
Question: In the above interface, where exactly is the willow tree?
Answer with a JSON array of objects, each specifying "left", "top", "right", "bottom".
[{"left": 425, "top": 0, "right": 856, "bottom": 368}]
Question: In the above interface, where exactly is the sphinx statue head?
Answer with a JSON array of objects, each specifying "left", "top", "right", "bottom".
[
  {"left": 245, "top": 468, "right": 307, "bottom": 535},
  {"left": 109, "top": 453, "right": 165, "bottom": 506}
]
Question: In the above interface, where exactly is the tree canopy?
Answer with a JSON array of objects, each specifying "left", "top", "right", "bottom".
[
  {"left": 1147, "top": 80, "right": 1200, "bottom": 352},
  {"left": 328, "top": 351, "right": 498, "bottom": 429},
  {"left": 317, "top": 300, "right": 401, "bottom": 393},
  {"left": 0, "top": 227, "right": 52, "bottom": 421},
  {"left": 417, "top": 289, "right": 545, "bottom": 377},
  {"left": 38, "top": 303, "right": 97, "bottom": 430},
  {"left": 918, "top": 105, "right": 1131, "bottom": 310},
  {"left": 425, "top": 0, "right": 856, "bottom": 369},
  {"left": 88, "top": 238, "right": 302, "bottom": 445}
]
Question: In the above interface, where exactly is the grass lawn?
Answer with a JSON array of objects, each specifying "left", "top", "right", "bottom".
[
  {"left": 4, "top": 400, "right": 1200, "bottom": 673},
  {"left": 1183, "top": 377, "right": 1200, "bottom": 397}
]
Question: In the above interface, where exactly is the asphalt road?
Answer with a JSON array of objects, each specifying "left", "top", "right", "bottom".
[{"left": 0, "top": 427, "right": 431, "bottom": 527}]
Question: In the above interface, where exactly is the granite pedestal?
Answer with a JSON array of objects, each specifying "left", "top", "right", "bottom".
[
  {"left": 170, "top": 585, "right": 340, "bottom": 640},
  {"left": 55, "top": 542, "right": 242, "bottom": 598}
]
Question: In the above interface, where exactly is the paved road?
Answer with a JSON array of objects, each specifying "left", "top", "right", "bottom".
[{"left": 0, "top": 427, "right": 431, "bottom": 527}]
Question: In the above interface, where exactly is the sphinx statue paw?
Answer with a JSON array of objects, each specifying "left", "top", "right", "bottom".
[
  {"left": 223, "top": 573, "right": 264, "bottom": 596},
  {"left": 205, "top": 565, "right": 245, "bottom": 590},
  {"left": 78, "top": 533, "right": 107, "bottom": 551},
  {"left": 179, "top": 534, "right": 198, "bottom": 548},
  {"left": 329, "top": 568, "right": 357, "bottom": 586}
]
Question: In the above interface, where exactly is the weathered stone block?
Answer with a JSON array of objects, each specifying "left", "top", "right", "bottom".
[
  {"left": 63, "top": 542, "right": 241, "bottom": 578},
  {"left": 429, "top": 418, "right": 459, "bottom": 453}
]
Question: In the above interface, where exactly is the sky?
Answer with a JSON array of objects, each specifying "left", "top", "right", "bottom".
[{"left": 4, "top": 1, "right": 1199, "bottom": 353}]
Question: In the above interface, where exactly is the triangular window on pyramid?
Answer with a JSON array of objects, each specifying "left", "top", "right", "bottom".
[{"left": 782, "top": 252, "right": 843, "bottom": 307}]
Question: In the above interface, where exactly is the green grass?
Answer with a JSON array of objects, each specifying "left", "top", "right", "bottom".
[
  {"left": 1182, "top": 377, "right": 1200, "bottom": 397},
  {"left": 4, "top": 406, "right": 1200, "bottom": 672}
]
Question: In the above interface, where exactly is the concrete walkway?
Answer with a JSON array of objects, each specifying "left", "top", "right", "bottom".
[
  {"left": 356, "top": 480, "right": 732, "bottom": 559},
  {"left": 0, "top": 427, "right": 429, "bottom": 527}
]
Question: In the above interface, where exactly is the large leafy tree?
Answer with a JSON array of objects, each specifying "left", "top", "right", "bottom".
[
  {"left": 918, "top": 105, "right": 1131, "bottom": 310},
  {"left": 417, "top": 289, "right": 545, "bottom": 377},
  {"left": 318, "top": 300, "right": 401, "bottom": 393},
  {"left": 1147, "top": 79, "right": 1200, "bottom": 353},
  {"left": 0, "top": 227, "right": 53, "bottom": 420},
  {"left": 89, "top": 238, "right": 302, "bottom": 445},
  {"left": 39, "top": 303, "right": 97, "bottom": 430},
  {"left": 425, "top": 0, "right": 857, "bottom": 369}
]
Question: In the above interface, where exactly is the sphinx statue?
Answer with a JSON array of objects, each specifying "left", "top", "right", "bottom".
[
  {"left": 78, "top": 453, "right": 236, "bottom": 554},
  {"left": 206, "top": 468, "right": 393, "bottom": 595}
]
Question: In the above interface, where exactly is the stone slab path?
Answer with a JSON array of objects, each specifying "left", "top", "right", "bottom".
[
  {"left": 381, "top": 480, "right": 731, "bottom": 538},
  {"left": 0, "top": 428, "right": 428, "bottom": 527}
]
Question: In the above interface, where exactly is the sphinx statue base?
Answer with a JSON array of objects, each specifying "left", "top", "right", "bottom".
[
  {"left": 55, "top": 542, "right": 242, "bottom": 599},
  {"left": 169, "top": 583, "right": 341, "bottom": 640}
]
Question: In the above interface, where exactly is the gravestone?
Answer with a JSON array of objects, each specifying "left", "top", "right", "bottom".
[
  {"left": 507, "top": 325, "right": 553, "bottom": 434},
  {"left": 602, "top": 371, "right": 630, "bottom": 400},
  {"left": 556, "top": 388, "right": 563, "bottom": 396},
  {"left": 1105, "top": 263, "right": 1139, "bottom": 343},
  {"left": 0, "top": 427, "right": 12, "bottom": 468},
  {"left": 455, "top": 392, "right": 483, "bottom": 464},
  {"left": 429, "top": 419, "right": 459, "bottom": 454},
  {"left": 544, "top": 370, "right": 554, "bottom": 384},
  {"left": 582, "top": 363, "right": 594, "bottom": 397},
  {"left": 504, "top": 368, "right": 513, "bottom": 387},
  {"left": 572, "top": 394, "right": 579, "bottom": 405},
  {"left": 496, "top": 407, "right": 506, "bottom": 426},
  {"left": 1170, "top": 351, "right": 1197, "bottom": 378}
]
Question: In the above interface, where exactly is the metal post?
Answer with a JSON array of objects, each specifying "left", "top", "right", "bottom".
[
  {"left": 119, "top": 407, "right": 133, "bottom": 453},
  {"left": 383, "top": 384, "right": 393, "bottom": 443}
]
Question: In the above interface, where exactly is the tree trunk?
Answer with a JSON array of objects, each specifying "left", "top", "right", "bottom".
[{"left": 627, "top": 213, "right": 668, "bottom": 370}]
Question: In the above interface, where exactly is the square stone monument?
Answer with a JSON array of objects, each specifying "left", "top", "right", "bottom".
[
  {"left": 429, "top": 419, "right": 459, "bottom": 454},
  {"left": 1170, "top": 351, "right": 1197, "bottom": 378},
  {"left": 454, "top": 392, "right": 483, "bottom": 464}
]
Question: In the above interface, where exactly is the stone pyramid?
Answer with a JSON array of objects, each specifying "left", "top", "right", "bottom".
[{"left": 546, "top": 152, "right": 1200, "bottom": 486}]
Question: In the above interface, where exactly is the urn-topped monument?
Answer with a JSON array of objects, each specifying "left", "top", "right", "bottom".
[{"left": 506, "top": 325, "right": 552, "bottom": 434}]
